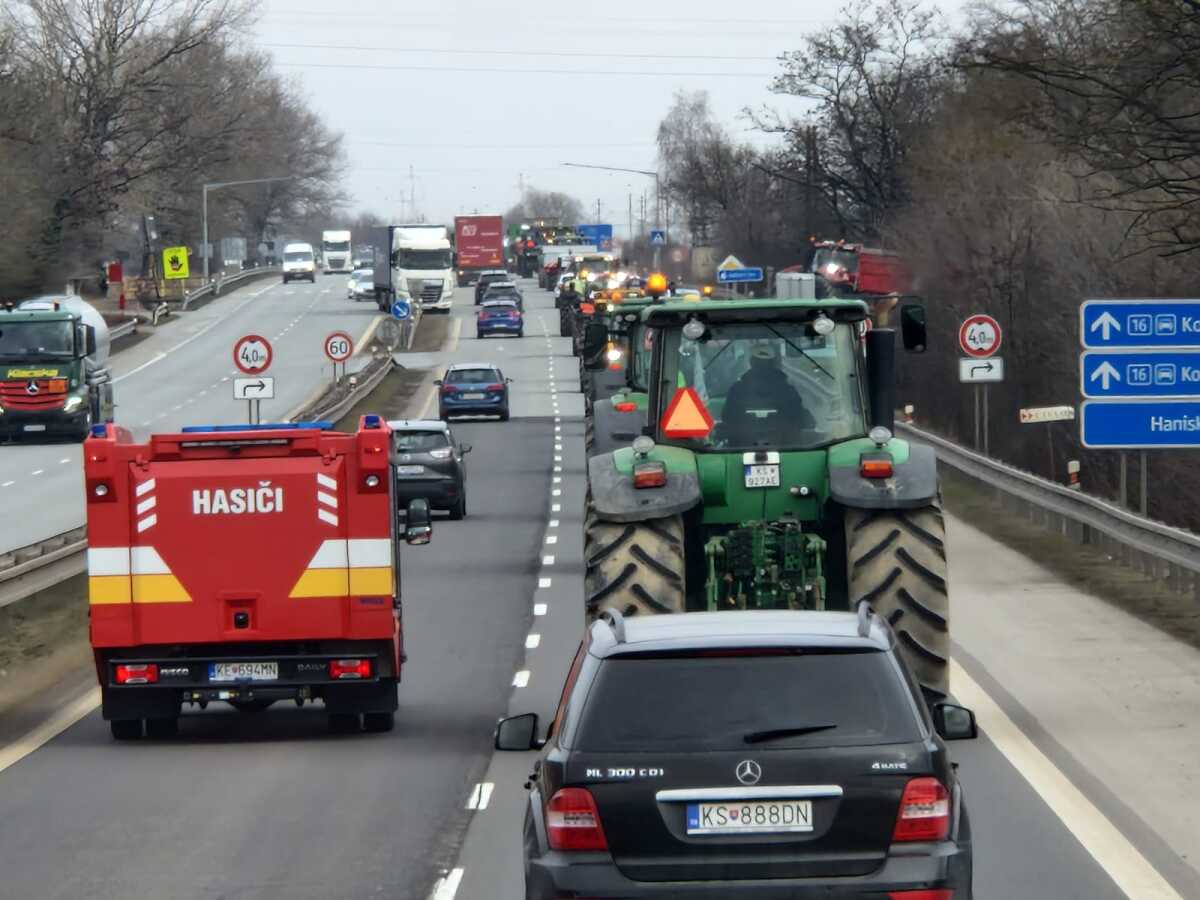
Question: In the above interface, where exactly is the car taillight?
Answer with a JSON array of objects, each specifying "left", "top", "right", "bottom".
[
  {"left": 329, "top": 658, "right": 372, "bottom": 680},
  {"left": 860, "top": 455, "right": 894, "bottom": 478},
  {"left": 115, "top": 663, "right": 159, "bottom": 685},
  {"left": 485, "top": 383, "right": 504, "bottom": 392},
  {"left": 546, "top": 787, "right": 608, "bottom": 851},
  {"left": 441, "top": 384, "right": 458, "bottom": 395},
  {"left": 633, "top": 461, "right": 667, "bottom": 489},
  {"left": 888, "top": 892, "right": 953, "bottom": 900},
  {"left": 893, "top": 777, "right": 951, "bottom": 842}
]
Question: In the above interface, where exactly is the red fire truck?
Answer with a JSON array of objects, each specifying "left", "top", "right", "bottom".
[{"left": 85, "top": 416, "right": 433, "bottom": 740}]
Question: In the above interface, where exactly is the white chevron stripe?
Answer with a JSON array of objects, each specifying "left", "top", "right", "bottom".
[
  {"left": 317, "top": 508, "right": 338, "bottom": 527},
  {"left": 318, "top": 491, "right": 338, "bottom": 509},
  {"left": 135, "top": 479, "right": 156, "bottom": 497},
  {"left": 136, "top": 514, "right": 157, "bottom": 533},
  {"left": 130, "top": 546, "right": 170, "bottom": 575},
  {"left": 348, "top": 539, "right": 392, "bottom": 568},
  {"left": 136, "top": 496, "right": 157, "bottom": 516},
  {"left": 316, "top": 473, "right": 337, "bottom": 490},
  {"left": 305, "top": 539, "right": 349, "bottom": 569}
]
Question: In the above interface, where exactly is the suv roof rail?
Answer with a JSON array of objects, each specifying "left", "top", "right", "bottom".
[
  {"left": 599, "top": 607, "right": 627, "bottom": 643},
  {"left": 856, "top": 600, "right": 873, "bottom": 638}
]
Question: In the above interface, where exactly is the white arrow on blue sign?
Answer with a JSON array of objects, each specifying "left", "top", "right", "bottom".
[
  {"left": 1081, "top": 400, "right": 1200, "bottom": 448},
  {"left": 1081, "top": 350, "right": 1200, "bottom": 399},
  {"left": 649, "top": 229, "right": 666, "bottom": 246},
  {"left": 717, "top": 267, "right": 764, "bottom": 284},
  {"left": 391, "top": 299, "right": 411, "bottom": 320},
  {"left": 1080, "top": 298, "right": 1200, "bottom": 348}
]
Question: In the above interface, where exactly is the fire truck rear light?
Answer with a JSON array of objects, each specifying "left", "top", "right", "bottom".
[
  {"left": 329, "top": 659, "right": 371, "bottom": 680},
  {"left": 893, "top": 777, "right": 951, "bottom": 842},
  {"left": 115, "top": 663, "right": 159, "bottom": 685},
  {"left": 860, "top": 457, "right": 894, "bottom": 479},
  {"left": 615, "top": 402, "right": 637, "bottom": 413},
  {"left": 546, "top": 787, "right": 608, "bottom": 851},
  {"left": 94, "top": 484, "right": 109, "bottom": 497},
  {"left": 633, "top": 461, "right": 667, "bottom": 489}
]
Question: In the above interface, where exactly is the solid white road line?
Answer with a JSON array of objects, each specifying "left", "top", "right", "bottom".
[
  {"left": 0, "top": 688, "right": 99, "bottom": 776},
  {"left": 466, "top": 783, "right": 495, "bottom": 811},
  {"left": 951, "top": 659, "right": 1183, "bottom": 900},
  {"left": 512, "top": 670, "right": 531, "bottom": 688}
]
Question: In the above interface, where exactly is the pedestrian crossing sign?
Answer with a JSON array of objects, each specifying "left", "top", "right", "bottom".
[{"left": 660, "top": 387, "right": 714, "bottom": 439}]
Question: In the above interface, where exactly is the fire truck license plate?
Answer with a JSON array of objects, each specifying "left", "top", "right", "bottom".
[
  {"left": 744, "top": 464, "right": 780, "bottom": 488},
  {"left": 209, "top": 662, "right": 278, "bottom": 682}
]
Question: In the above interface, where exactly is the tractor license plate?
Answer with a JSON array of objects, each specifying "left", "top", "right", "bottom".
[
  {"left": 209, "top": 662, "right": 278, "bottom": 682},
  {"left": 744, "top": 464, "right": 780, "bottom": 488},
  {"left": 396, "top": 465, "right": 425, "bottom": 475},
  {"left": 687, "top": 800, "right": 813, "bottom": 835},
  {"left": 462, "top": 392, "right": 485, "bottom": 400}
]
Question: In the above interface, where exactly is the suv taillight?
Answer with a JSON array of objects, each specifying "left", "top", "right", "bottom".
[
  {"left": 546, "top": 787, "right": 608, "bottom": 851},
  {"left": 485, "top": 382, "right": 505, "bottom": 392},
  {"left": 893, "top": 777, "right": 950, "bottom": 842}
]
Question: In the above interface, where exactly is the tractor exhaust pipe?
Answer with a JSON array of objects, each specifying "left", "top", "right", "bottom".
[{"left": 865, "top": 328, "right": 896, "bottom": 434}]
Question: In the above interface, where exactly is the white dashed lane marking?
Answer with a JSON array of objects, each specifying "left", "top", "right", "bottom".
[
  {"left": 534, "top": 603, "right": 548, "bottom": 616},
  {"left": 465, "top": 783, "right": 495, "bottom": 811},
  {"left": 525, "top": 634, "right": 542, "bottom": 650},
  {"left": 512, "top": 670, "right": 531, "bottom": 688}
]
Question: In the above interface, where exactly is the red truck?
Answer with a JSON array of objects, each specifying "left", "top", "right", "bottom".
[
  {"left": 84, "top": 416, "right": 433, "bottom": 740},
  {"left": 805, "top": 239, "right": 913, "bottom": 296},
  {"left": 454, "top": 214, "right": 505, "bottom": 286}
]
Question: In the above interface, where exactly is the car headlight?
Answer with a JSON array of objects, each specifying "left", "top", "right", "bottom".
[{"left": 64, "top": 394, "right": 85, "bottom": 413}]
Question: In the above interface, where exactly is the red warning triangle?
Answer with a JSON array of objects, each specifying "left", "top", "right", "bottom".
[{"left": 661, "top": 387, "right": 715, "bottom": 438}]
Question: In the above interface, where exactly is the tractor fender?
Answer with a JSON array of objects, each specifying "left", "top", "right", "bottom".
[
  {"left": 588, "top": 452, "right": 702, "bottom": 523},
  {"left": 829, "top": 443, "right": 939, "bottom": 510}
]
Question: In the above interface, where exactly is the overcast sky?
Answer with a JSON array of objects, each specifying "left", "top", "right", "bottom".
[{"left": 251, "top": 1, "right": 961, "bottom": 235}]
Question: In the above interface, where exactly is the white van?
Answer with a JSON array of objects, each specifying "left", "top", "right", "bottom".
[{"left": 282, "top": 242, "right": 316, "bottom": 284}]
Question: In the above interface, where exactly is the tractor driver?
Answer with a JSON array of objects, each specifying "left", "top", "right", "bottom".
[{"left": 720, "top": 342, "right": 816, "bottom": 444}]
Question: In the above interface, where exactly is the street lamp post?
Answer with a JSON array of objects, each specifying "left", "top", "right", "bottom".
[
  {"left": 202, "top": 176, "right": 296, "bottom": 281},
  {"left": 561, "top": 162, "right": 662, "bottom": 267}
]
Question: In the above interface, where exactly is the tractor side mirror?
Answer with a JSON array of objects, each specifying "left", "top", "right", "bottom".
[
  {"left": 900, "top": 304, "right": 927, "bottom": 353},
  {"left": 583, "top": 321, "right": 607, "bottom": 358},
  {"left": 84, "top": 325, "right": 97, "bottom": 356},
  {"left": 404, "top": 499, "right": 433, "bottom": 545}
]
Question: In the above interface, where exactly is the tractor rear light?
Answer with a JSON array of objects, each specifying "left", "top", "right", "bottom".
[
  {"left": 860, "top": 455, "right": 894, "bottom": 479},
  {"left": 615, "top": 401, "right": 637, "bottom": 413},
  {"left": 329, "top": 658, "right": 372, "bottom": 680},
  {"left": 546, "top": 787, "right": 608, "bottom": 851},
  {"left": 633, "top": 461, "right": 667, "bottom": 489},
  {"left": 115, "top": 663, "right": 159, "bottom": 685},
  {"left": 893, "top": 778, "right": 951, "bottom": 842}
]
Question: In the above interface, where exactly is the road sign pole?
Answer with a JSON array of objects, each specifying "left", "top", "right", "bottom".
[
  {"left": 973, "top": 385, "right": 981, "bottom": 450},
  {"left": 983, "top": 385, "right": 991, "bottom": 456}
]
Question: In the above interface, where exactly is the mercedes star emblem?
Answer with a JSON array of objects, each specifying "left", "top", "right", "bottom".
[
  {"left": 735, "top": 759, "right": 762, "bottom": 785},
  {"left": 25, "top": 381, "right": 39, "bottom": 395}
]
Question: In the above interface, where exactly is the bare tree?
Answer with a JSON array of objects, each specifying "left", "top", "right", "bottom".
[{"left": 505, "top": 188, "right": 584, "bottom": 225}]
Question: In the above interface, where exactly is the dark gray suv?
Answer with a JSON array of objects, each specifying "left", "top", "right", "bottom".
[
  {"left": 496, "top": 606, "right": 977, "bottom": 899},
  {"left": 388, "top": 419, "right": 471, "bottom": 520}
]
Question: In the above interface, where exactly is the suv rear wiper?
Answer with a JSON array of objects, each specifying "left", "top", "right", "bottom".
[{"left": 743, "top": 724, "right": 837, "bottom": 744}]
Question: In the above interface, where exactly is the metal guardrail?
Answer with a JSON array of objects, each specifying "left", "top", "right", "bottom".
[
  {"left": 180, "top": 266, "right": 281, "bottom": 310},
  {"left": 898, "top": 422, "right": 1200, "bottom": 596},
  {"left": 109, "top": 319, "right": 137, "bottom": 341}
]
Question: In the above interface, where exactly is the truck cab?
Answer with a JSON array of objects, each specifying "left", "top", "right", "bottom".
[
  {"left": 321, "top": 230, "right": 353, "bottom": 274},
  {"left": 0, "top": 297, "right": 113, "bottom": 441},
  {"left": 396, "top": 238, "right": 455, "bottom": 313}
]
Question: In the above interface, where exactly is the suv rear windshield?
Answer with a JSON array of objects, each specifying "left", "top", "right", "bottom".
[
  {"left": 393, "top": 430, "right": 449, "bottom": 452},
  {"left": 448, "top": 368, "right": 501, "bottom": 384},
  {"left": 575, "top": 652, "right": 920, "bottom": 751}
]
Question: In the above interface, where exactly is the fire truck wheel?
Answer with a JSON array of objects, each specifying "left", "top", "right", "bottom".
[
  {"left": 363, "top": 711, "right": 395, "bottom": 733},
  {"left": 328, "top": 712, "right": 361, "bottom": 733},
  {"left": 110, "top": 719, "right": 143, "bottom": 740},
  {"left": 145, "top": 717, "right": 178, "bottom": 739}
]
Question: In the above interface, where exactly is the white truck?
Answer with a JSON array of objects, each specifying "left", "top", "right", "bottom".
[
  {"left": 321, "top": 230, "right": 353, "bottom": 274},
  {"left": 394, "top": 225, "right": 455, "bottom": 314}
]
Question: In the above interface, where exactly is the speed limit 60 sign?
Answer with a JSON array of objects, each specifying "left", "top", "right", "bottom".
[
  {"left": 324, "top": 331, "right": 354, "bottom": 363},
  {"left": 233, "top": 334, "right": 273, "bottom": 374},
  {"left": 959, "top": 314, "right": 1002, "bottom": 358}
]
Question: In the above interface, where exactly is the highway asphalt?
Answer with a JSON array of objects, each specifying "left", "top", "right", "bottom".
[
  {"left": 0, "top": 274, "right": 384, "bottom": 555},
  {"left": 0, "top": 279, "right": 1195, "bottom": 899}
]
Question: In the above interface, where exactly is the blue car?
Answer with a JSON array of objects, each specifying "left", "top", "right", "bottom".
[
  {"left": 437, "top": 363, "right": 512, "bottom": 421},
  {"left": 477, "top": 299, "right": 524, "bottom": 338}
]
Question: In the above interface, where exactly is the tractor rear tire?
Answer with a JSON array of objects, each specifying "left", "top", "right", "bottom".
[
  {"left": 584, "top": 507, "right": 685, "bottom": 620},
  {"left": 845, "top": 505, "right": 950, "bottom": 698}
]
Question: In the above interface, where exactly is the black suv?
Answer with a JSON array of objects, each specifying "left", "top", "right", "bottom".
[
  {"left": 387, "top": 419, "right": 471, "bottom": 519},
  {"left": 497, "top": 607, "right": 977, "bottom": 899},
  {"left": 474, "top": 269, "right": 511, "bottom": 304}
]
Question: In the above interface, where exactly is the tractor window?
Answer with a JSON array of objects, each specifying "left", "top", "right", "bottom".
[{"left": 656, "top": 322, "right": 866, "bottom": 451}]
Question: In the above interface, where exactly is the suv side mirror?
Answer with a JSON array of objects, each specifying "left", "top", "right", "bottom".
[
  {"left": 900, "top": 303, "right": 927, "bottom": 353},
  {"left": 495, "top": 713, "right": 542, "bottom": 751},
  {"left": 404, "top": 498, "right": 433, "bottom": 545},
  {"left": 460, "top": 443, "right": 472, "bottom": 454},
  {"left": 433, "top": 379, "right": 443, "bottom": 386},
  {"left": 932, "top": 703, "right": 977, "bottom": 740}
]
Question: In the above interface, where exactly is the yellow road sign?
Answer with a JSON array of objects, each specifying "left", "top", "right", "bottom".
[{"left": 162, "top": 246, "right": 190, "bottom": 280}]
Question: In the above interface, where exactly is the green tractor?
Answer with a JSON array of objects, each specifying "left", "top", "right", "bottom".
[
  {"left": 581, "top": 293, "right": 656, "bottom": 456},
  {"left": 583, "top": 296, "right": 951, "bottom": 697}
]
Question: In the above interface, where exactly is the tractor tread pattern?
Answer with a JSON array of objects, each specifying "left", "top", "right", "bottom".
[
  {"left": 584, "top": 506, "right": 685, "bottom": 620},
  {"left": 846, "top": 504, "right": 950, "bottom": 698}
]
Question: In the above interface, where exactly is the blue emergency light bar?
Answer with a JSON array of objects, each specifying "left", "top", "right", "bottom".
[{"left": 179, "top": 422, "right": 334, "bottom": 433}]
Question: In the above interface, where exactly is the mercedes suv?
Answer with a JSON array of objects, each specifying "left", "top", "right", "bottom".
[{"left": 496, "top": 607, "right": 977, "bottom": 899}]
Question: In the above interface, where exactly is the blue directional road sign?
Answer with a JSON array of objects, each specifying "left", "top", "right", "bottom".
[
  {"left": 649, "top": 229, "right": 666, "bottom": 246},
  {"left": 1081, "top": 400, "right": 1200, "bottom": 448},
  {"left": 391, "top": 299, "right": 411, "bottom": 320},
  {"left": 1081, "top": 350, "right": 1200, "bottom": 399},
  {"left": 1080, "top": 299, "right": 1200, "bottom": 349},
  {"left": 717, "top": 267, "right": 764, "bottom": 284}
]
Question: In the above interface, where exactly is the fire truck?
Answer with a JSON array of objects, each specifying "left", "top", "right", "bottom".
[{"left": 85, "top": 416, "right": 433, "bottom": 740}]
